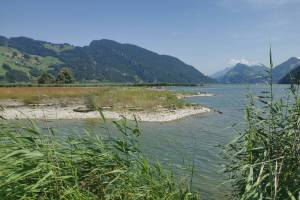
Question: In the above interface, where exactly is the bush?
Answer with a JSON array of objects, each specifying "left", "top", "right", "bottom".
[
  {"left": 29, "top": 68, "right": 43, "bottom": 77},
  {"left": 38, "top": 73, "right": 55, "bottom": 84},
  {"left": 224, "top": 50, "right": 300, "bottom": 199},
  {"left": 2, "top": 63, "right": 11, "bottom": 71},
  {"left": 0, "top": 116, "right": 199, "bottom": 199},
  {"left": 56, "top": 67, "right": 75, "bottom": 84}
]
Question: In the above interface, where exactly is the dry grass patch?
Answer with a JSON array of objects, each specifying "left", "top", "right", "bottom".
[{"left": 0, "top": 87, "right": 187, "bottom": 111}]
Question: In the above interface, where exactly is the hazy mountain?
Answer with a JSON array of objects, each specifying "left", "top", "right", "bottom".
[
  {"left": 272, "top": 57, "right": 300, "bottom": 82},
  {"left": 217, "top": 63, "right": 268, "bottom": 84},
  {"left": 0, "top": 36, "right": 214, "bottom": 84},
  {"left": 278, "top": 65, "right": 300, "bottom": 84},
  {"left": 210, "top": 66, "right": 233, "bottom": 79}
]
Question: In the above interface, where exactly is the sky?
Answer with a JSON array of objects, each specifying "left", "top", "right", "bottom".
[{"left": 1, "top": 0, "right": 299, "bottom": 75}]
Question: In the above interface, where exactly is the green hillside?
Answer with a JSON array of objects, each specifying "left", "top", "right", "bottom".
[
  {"left": 0, "top": 46, "right": 63, "bottom": 82},
  {"left": 0, "top": 36, "right": 214, "bottom": 84}
]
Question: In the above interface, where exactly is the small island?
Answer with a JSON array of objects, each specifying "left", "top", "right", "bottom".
[{"left": 0, "top": 86, "right": 212, "bottom": 122}]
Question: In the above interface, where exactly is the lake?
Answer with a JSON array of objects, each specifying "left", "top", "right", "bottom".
[{"left": 38, "top": 84, "right": 290, "bottom": 200}]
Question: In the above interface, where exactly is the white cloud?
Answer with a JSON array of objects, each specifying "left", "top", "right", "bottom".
[{"left": 229, "top": 58, "right": 261, "bottom": 66}]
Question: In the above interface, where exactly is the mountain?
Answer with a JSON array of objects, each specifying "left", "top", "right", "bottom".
[
  {"left": 278, "top": 65, "right": 300, "bottom": 84},
  {"left": 210, "top": 66, "right": 233, "bottom": 79},
  {"left": 217, "top": 63, "right": 268, "bottom": 84},
  {"left": 0, "top": 36, "right": 214, "bottom": 84},
  {"left": 272, "top": 57, "right": 300, "bottom": 83}
]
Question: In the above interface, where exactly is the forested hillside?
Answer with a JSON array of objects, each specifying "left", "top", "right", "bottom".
[{"left": 0, "top": 36, "right": 214, "bottom": 84}]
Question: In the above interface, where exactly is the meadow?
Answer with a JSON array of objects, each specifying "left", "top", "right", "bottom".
[{"left": 0, "top": 86, "right": 190, "bottom": 111}]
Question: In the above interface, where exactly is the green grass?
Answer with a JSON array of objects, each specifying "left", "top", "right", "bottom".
[
  {"left": 86, "top": 87, "right": 186, "bottom": 110},
  {"left": 0, "top": 86, "right": 189, "bottom": 110},
  {"left": 0, "top": 116, "right": 199, "bottom": 199}
]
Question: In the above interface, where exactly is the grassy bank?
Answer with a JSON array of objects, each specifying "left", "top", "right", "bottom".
[
  {"left": 0, "top": 117, "right": 199, "bottom": 199},
  {"left": 0, "top": 86, "right": 192, "bottom": 111},
  {"left": 0, "top": 82, "right": 199, "bottom": 87}
]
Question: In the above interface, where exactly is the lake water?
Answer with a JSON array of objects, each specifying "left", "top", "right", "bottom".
[{"left": 39, "top": 84, "right": 290, "bottom": 200}]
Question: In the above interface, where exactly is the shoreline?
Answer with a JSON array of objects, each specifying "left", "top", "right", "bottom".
[{"left": 0, "top": 105, "right": 211, "bottom": 122}]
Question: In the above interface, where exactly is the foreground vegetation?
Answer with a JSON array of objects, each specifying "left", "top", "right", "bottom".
[
  {"left": 0, "top": 86, "right": 189, "bottom": 111},
  {"left": 224, "top": 51, "right": 300, "bottom": 199},
  {"left": 0, "top": 116, "right": 199, "bottom": 199}
]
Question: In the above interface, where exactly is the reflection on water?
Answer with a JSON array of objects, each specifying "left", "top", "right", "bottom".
[{"left": 35, "top": 84, "right": 290, "bottom": 200}]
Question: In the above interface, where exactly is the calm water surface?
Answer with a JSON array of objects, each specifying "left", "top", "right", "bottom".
[{"left": 39, "top": 84, "right": 290, "bottom": 200}]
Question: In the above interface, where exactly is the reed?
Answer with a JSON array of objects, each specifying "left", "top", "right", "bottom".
[
  {"left": 223, "top": 49, "right": 300, "bottom": 199},
  {"left": 0, "top": 114, "right": 199, "bottom": 199}
]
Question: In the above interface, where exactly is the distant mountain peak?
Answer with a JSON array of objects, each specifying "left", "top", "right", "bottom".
[
  {"left": 90, "top": 39, "right": 120, "bottom": 45},
  {"left": 272, "top": 57, "right": 300, "bottom": 82},
  {"left": 215, "top": 62, "right": 268, "bottom": 84}
]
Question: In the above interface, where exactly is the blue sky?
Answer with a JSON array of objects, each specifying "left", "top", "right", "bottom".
[{"left": 1, "top": 0, "right": 299, "bottom": 75}]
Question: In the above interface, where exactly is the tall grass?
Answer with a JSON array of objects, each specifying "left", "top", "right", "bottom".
[
  {"left": 224, "top": 49, "right": 300, "bottom": 199},
  {"left": 0, "top": 114, "right": 199, "bottom": 199},
  {"left": 0, "top": 86, "right": 186, "bottom": 110}
]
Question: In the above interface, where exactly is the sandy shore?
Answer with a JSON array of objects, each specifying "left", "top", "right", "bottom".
[{"left": 0, "top": 105, "right": 211, "bottom": 122}]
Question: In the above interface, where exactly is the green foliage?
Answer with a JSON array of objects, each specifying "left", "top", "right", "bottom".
[
  {"left": 43, "top": 43, "right": 74, "bottom": 52},
  {"left": 0, "top": 116, "right": 199, "bottom": 199},
  {"left": 5, "top": 69, "right": 29, "bottom": 83},
  {"left": 29, "top": 68, "right": 43, "bottom": 77},
  {"left": 37, "top": 73, "right": 55, "bottom": 84},
  {"left": 224, "top": 50, "right": 300, "bottom": 199},
  {"left": 84, "top": 87, "right": 186, "bottom": 111},
  {"left": 56, "top": 67, "right": 75, "bottom": 84},
  {"left": 0, "top": 46, "right": 63, "bottom": 80},
  {"left": 2, "top": 63, "right": 11, "bottom": 70}
]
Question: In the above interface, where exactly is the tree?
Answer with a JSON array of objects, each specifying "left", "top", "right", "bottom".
[
  {"left": 23, "top": 53, "right": 30, "bottom": 59},
  {"left": 29, "top": 68, "right": 42, "bottom": 77},
  {"left": 5, "top": 69, "right": 29, "bottom": 83},
  {"left": 38, "top": 73, "right": 54, "bottom": 84},
  {"left": 56, "top": 67, "right": 75, "bottom": 84},
  {"left": 2, "top": 63, "right": 11, "bottom": 71}
]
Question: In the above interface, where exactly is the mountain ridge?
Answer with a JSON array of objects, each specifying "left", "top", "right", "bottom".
[
  {"left": 279, "top": 65, "right": 300, "bottom": 84},
  {"left": 213, "top": 57, "right": 300, "bottom": 84},
  {"left": 0, "top": 35, "right": 214, "bottom": 84},
  {"left": 272, "top": 57, "right": 300, "bottom": 82},
  {"left": 214, "top": 63, "right": 268, "bottom": 83}
]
